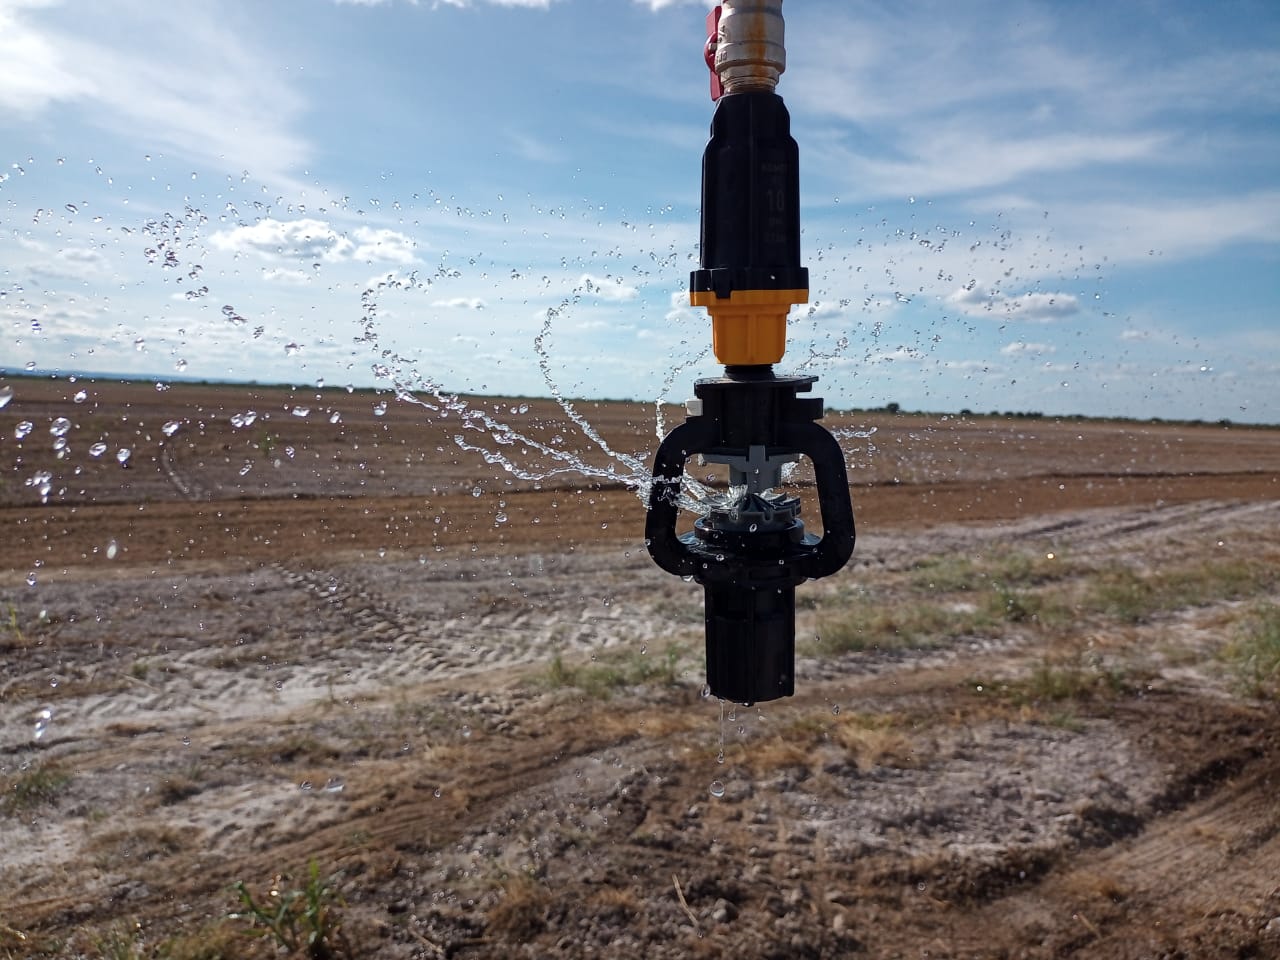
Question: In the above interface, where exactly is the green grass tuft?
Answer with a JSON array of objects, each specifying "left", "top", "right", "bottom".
[
  {"left": 1223, "top": 603, "right": 1280, "bottom": 699},
  {"left": 545, "top": 643, "right": 685, "bottom": 699},
  {"left": 2, "top": 761, "right": 72, "bottom": 817}
]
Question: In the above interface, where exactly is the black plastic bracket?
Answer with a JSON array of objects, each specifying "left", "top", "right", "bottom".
[{"left": 645, "top": 371, "right": 855, "bottom": 703}]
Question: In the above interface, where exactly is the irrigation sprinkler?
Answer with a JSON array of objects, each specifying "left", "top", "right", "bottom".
[{"left": 645, "top": 1, "right": 856, "bottom": 704}]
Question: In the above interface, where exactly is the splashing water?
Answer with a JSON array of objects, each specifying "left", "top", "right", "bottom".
[{"left": 356, "top": 271, "right": 718, "bottom": 513}]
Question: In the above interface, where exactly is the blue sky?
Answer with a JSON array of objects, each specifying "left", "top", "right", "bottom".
[{"left": 2, "top": 0, "right": 1278, "bottom": 423}]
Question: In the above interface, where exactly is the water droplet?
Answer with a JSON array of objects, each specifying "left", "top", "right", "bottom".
[
  {"left": 329, "top": 411, "right": 342, "bottom": 424},
  {"left": 831, "top": 705, "right": 841, "bottom": 716},
  {"left": 175, "top": 358, "right": 188, "bottom": 372},
  {"left": 299, "top": 780, "right": 313, "bottom": 791},
  {"left": 495, "top": 513, "right": 508, "bottom": 524},
  {"left": 106, "top": 539, "right": 118, "bottom": 560},
  {"left": 709, "top": 780, "right": 725, "bottom": 798},
  {"left": 89, "top": 442, "right": 107, "bottom": 457},
  {"left": 433, "top": 787, "right": 442, "bottom": 799},
  {"left": 115, "top": 448, "right": 132, "bottom": 465},
  {"left": 290, "top": 406, "right": 310, "bottom": 418},
  {"left": 373, "top": 400, "right": 387, "bottom": 417},
  {"left": 285, "top": 342, "right": 301, "bottom": 356},
  {"left": 701, "top": 684, "right": 712, "bottom": 699},
  {"left": 73, "top": 390, "right": 87, "bottom": 404},
  {"left": 33, "top": 707, "right": 52, "bottom": 741},
  {"left": 471, "top": 486, "right": 483, "bottom": 498},
  {"left": 461, "top": 724, "right": 472, "bottom": 739},
  {"left": 65, "top": 202, "right": 78, "bottom": 214},
  {"left": 134, "top": 338, "right": 146, "bottom": 352},
  {"left": 50, "top": 417, "right": 71, "bottom": 437},
  {"left": 15, "top": 420, "right": 33, "bottom": 439},
  {"left": 0, "top": 386, "right": 12, "bottom": 409},
  {"left": 26, "top": 571, "right": 37, "bottom": 587},
  {"left": 162, "top": 420, "right": 181, "bottom": 436}
]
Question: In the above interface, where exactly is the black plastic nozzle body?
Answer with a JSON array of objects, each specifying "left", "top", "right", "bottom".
[
  {"left": 691, "top": 90, "right": 808, "bottom": 300},
  {"left": 645, "top": 375, "right": 855, "bottom": 704}
]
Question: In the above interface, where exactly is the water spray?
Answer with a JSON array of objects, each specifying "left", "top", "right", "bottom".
[{"left": 645, "top": 1, "right": 856, "bottom": 705}]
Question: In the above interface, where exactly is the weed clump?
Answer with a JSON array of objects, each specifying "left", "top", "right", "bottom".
[
  {"left": 2, "top": 761, "right": 71, "bottom": 816},
  {"left": 1224, "top": 603, "right": 1280, "bottom": 698},
  {"left": 545, "top": 643, "right": 684, "bottom": 699},
  {"left": 231, "top": 860, "right": 351, "bottom": 959}
]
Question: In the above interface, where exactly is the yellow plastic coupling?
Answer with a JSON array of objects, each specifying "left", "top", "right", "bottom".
[{"left": 692, "top": 287, "right": 808, "bottom": 366}]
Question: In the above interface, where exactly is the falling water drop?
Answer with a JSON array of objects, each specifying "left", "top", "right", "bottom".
[
  {"left": 106, "top": 540, "right": 119, "bottom": 560},
  {"left": 33, "top": 707, "right": 52, "bottom": 741}
]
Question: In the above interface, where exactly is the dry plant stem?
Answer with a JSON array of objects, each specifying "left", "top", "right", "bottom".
[{"left": 673, "top": 874, "right": 700, "bottom": 933}]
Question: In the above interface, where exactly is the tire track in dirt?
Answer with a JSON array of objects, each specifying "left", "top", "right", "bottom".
[
  {"left": 920, "top": 698, "right": 1280, "bottom": 957},
  {"left": 1003, "top": 498, "right": 1276, "bottom": 553}
]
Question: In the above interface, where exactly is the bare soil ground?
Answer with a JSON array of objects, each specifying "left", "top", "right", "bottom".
[{"left": 1, "top": 376, "right": 1279, "bottom": 959}]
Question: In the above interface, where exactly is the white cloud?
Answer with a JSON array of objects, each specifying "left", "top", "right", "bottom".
[
  {"left": 506, "top": 131, "right": 564, "bottom": 165},
  {"left": 1001, "top": 341, "right": 1056, "bottom": 357},
  {"left": 262, "top": 267, "right": 313, "bottom": 285},
  {"left": 949, "top": 285, "right": 1080, "bottom": 323},
  {"left": 817, "top": 129, "right": 1169, "bottom": 200},
  {"left": 352, "top": 227, "right": 417, "bottom": 265},
  {"left": 332, "top": 0, "right": 698, "bottom": 10},
  {"left": 422, "top": 0, "right": 558, "bottom": 7},
  {"left": 432, "top": 297, "right": 487, "bottom": 309},
  {"left": 1054, "top": 191, "right": 1280, "bottom": 264},
  {"left": 0, "top": 1, "right": 310, "bottom": 184},
  {"left": 210, "top": 219, "right": 417, "bottom": 266},
  {"left": 211, "top": 219, "right": 353, "bottom": 262},
  {"left": 0, "top": 0, "right": 91, "bottom": 114},
  {"left": 577, "top": 274, "right": 638, "bottom": 301}
]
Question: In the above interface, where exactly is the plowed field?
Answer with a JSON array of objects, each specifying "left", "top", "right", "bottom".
[{"left": 2, "top": 377, "right": 1278, "bottom": 958}]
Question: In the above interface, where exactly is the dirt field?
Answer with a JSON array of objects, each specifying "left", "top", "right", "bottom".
[{"left": 1, "top": 375, "right": 1279, "bottom": 958}]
